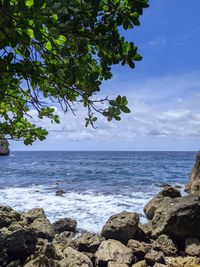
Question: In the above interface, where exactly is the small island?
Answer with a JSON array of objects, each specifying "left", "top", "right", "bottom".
[{"left": 0, "top": 136, "right": 10, "bottom": 156}]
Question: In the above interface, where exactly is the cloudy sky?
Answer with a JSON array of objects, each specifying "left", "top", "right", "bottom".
[{"left": 12, "top": 0, "right": 200, "bottom": 151}]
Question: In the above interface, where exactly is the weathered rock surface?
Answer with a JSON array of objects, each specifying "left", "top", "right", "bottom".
[
  {"left": 131, "top": 260, "right": 147, "bottom": 267},
  {"left": 151, "top": 194, "right": 200, "bottom": 239},
  {"left": 152, "top": 234, "right": 177, "bottom": 256},
  {"left": 145, "top": 250, "right": 164, "bottom": 265},
  {"left": 75, "top": 231, "right": 104, "bottom": 253},
  {"left": 101, "top": 211, "right": 139, "bottom": 244},
  {"left": 62, "top": 246, "right": 93, "bottom": 267},
  {"left": 186, "top": 151, "right": 200, "bottom": 194},
  {"left": 52, "top": 218, "right": 77, "bottom": 233},
  {"left": 107, "top": 261, "right": 129, "bottom": 267},
  {"left": 144, "top": 186, "right": 181, "bottom": 220},
  {"left": 0, "top": 135, "right": 9, "bottom": 156},
  {"left": 185, "top": 237, "right": 200, "bottom": 256},
  {"left": 127, "top": 239, "right": 152, "bottom": 258},
  {"left": 95, "top": 239, "right": 134, "bottom": 266},
  {"left": 164, "top": 256, "right": 200, "bottom": 267},
  {"left": 0, "top": 206, "right": 21, "bottom": 228}
]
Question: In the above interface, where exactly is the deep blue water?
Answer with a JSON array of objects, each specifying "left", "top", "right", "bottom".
[{"left": 0, "top": 151, "right": 196, "bottom": 232}]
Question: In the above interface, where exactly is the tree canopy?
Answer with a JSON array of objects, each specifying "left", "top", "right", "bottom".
[{"left": 0, "top": 0, "right": 149, "bottom": 144}]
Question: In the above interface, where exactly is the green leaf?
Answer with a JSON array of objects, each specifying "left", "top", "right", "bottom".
[
  {"left": 46, "top": 41, "right": 52, "bottom": 51},
  {"left": 55, "top": 35, "right": 67, "bottom": 45},
  {"left": 134, "top": 54, "right": 143, "bottom": 61},
  {"left": 121, "top": 106, "right": 131, "bottom": 113},
  {"left": 27, "top": 29, "right": 34, "bottom": 39},
  {"left": 25, "top": 0, "right": 34, "bottom": 7}
]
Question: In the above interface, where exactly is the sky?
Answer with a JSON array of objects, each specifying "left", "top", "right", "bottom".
[{"left": 12, "top": 0, "right": 200, "bottom": 151}]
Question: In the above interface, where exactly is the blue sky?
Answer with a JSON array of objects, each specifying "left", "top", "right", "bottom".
[{"left": 12, "top": 0, "right": 200, "bottom": 151}]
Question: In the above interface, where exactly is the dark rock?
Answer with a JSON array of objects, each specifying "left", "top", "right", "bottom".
[
  {"left": 134, "top": 223, "right": 152, "bottom": 243},
  {"left": 151, "top": 194, "right": 200, "bottom": 239},
  {"left": 52, "top": 218, "right": 77, "bottom": 233},
  {"left": 0, "top": 135, "right": 10, "bottom": 156},
  {"left": 185, "top": 237, "right": 200, "bottom": 256},
  {"left": 5, "top": 229, "right": 37, "bottom": 261},
  {"left": 127, "top": 239, "right": 152, "bottom": 258},
  {"left": 101, "top": 211, "right": 139, "bottom": 244},
  {"left": 145, "top": 250, "right": 164, "bottom": 266},
  {"left": 55, "top": 189, "right": 66, "bottom": 197},
  {"left": 186, "top": 151, "right": 200, "bottom": 194},
  {"left": 161, "top": 186, "right": 181, "bottom": 198},
  {"left": 75, "top": 231, "right": 104, "bottom": 253}
]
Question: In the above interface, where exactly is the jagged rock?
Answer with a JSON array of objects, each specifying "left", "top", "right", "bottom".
[
  {"left": 186, "top": 151, "right": 200, "bottom": 194},
  {"left": 185, "top": 238, "right": 200, "bottom": 256},
  {"left": 131, "top": 260, "right": 147, "bottom": 267},
  {"left": 151, "top": 195, "right": 200, "bottom": 239},
  {"left": 127, "top": 239, "right": 152, "bottom": 258},
  {"left": 134, "top": 223, "right": 152, "bottom": 243},
  {"left": 61, "top": 246, "right": 93, "bottom": 267},
  {"left": 144, "top": 186, "right": 181, "bottom": 220},
  {"left": 52, "top": 218, "right": 77, "bottom": 233},
  {"left": 0, "top": 135, "right": 10, "bottom": 156},
  {"left": 54, "top": 231, "right": 75, "bottom": 243},
  {"left": 101, "top": 211, "right": 139, "bottom": 244},
  {"left": 75, "top": 231, "right": 104, "bottom": 253},
  {"left": 95, "top": 239, "right": 134, "bottom": 266},
  {"left": 152, "top": 234, "right": 177, "bottom": 256},
  {"left": 23, "top": 208, "right": 54, "bottom": 240},
  {"left": 108, "top": 261, "right": 129, "bottom": 267},
  {"left": 55, "top": 190, "right": 66, "bottom": 197},
  {"left": 5, "top": 229, "right": 37, "bottom": 262},
  {"left": 153, "top": 264, "right": 167, "bottom": 267},
  {"left": 0, "top": 206, "right": 21, "bottom": 228},
  {"left": 164, "top": 256, "right": 200, "bottom": 267},
  {"left": 145, "top": 250, "right": 164, "bottom": 265},
  {"left": 23, "top": 256, "right": 60, "bottom": 267}
]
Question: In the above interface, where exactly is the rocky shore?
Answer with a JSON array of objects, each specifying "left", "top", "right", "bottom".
[
  {"left": 0, "top": 184, "right": 200, "bottom": 267},
  {"left": 0, "top": 135, "right": 9, "bottom": 156}
]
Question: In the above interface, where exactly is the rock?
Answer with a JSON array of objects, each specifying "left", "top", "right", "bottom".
[
  {"left": 101, "top": 211, "right": 139, "bottom": 244},
  {"left": 152, "top": 234, "right": 177, "bottom": 256},
  {"left": 127, "top": 239, "right": 152, "bottom": 258},
  {"left": 164, "top": 256, "right": 200, "bottom": 267},
  {"left": 23, "top": 256, "right": 60, "bottom": 267},
  {"left": 185, "top": 238, "right": 200, "bottom": 256},
  {"left": 0, "top": 135, "right": 10, "bottom": 156},
  {"left": 61, "top": 246, "right": 93, "bottom": 267},
  {"left": 54, "top": 231, "right": 75, "bottom": 243},
  {"left": 186, "top": 151, "right": 200, "bottom": 194},
  {"left": 23, "top": 208, "right": 54, "bottom": 240},
  {"left": 5, "top": 229, "right": 37, "bottom": 261},
  {"left": 153, "top": 264, "right": 167, "bottom": 267},
  {"left": 75, "top": 231, "right": 104, "bottom": 253},
  {"left": 134, "top": 223, "right": 152, "bottom": 243},
  {"left": 0, "top": 206, "right": 21, "bottom": 228},
  {"left": 52, "top": 218, "right": 77, "bottom": 233},
  {"left": 144, "top": 186, "right": 181, "bottom": 220},
  {"left": 151, "top": 194, "right": 200, "bottom": 239},
  {"left": 131, "top": 260, "right": 147, "bottom": 267},
  {"left": 145, "top": 250, "right": 164, "bottom": 265},
  {"left": 55, "top": 190, "right": 66, "bottom": 197},
  {"left": 95, "top": 239, "right": 134, "bottom": 266},
  {"left": 108, "top": 261, "right": 129, "bottom": 267}
]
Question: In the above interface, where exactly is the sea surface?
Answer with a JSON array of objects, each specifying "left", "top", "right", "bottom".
[{"left": 0, "top": 151, "right": 196, "bottom": 232}]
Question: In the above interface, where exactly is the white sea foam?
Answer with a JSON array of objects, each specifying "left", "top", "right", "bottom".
[{"left": 0, "top": 185, "right": 156, "bottom": 232}]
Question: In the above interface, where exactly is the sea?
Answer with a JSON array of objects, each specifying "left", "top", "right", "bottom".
[{"left": 0, "top": 151, "right": 196, "bottom": 233}]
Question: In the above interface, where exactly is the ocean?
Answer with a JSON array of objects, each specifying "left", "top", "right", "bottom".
[{"left": 0, "top": 151, "right": 196, "bottom": 232}]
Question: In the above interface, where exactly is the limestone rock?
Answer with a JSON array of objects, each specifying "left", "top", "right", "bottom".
[
  {"left": 95, "top": 239, "right": 134, "bottom": 266},
  {"left": 23, "top": 256, "right": 60, "bottom": 267},
  {"left": 144, "top": 186, "right": 181, "bottom": 220},
  {"left": 127, "top": 239, "right": 152, "bottom": 258},
  {"left": 131, "top": 260, "right": 147, "bottom": 267},
  {"left": 185, "top": 238, "right": 200, "bottom": 256},
  {"left": 164, "top": 256, "right": 200, "bottom": 267},
  {"left": 152, "top": 234, "right": 177, "bottom": 256},
  {"left": 186, "top": 151, "right": 200, "bottom": 194},
  {"left": 101, "top": 211, "right": 139, "bottom": 244},
  {"left": 0, "top": 136, "right": 9, "bottom": 156},
  {"left": 108, "top": 261, "right": 129, "bottom": 267},
  {"left": 145, "top": 250, "right": 164, "bottom": 265},
  {"left": 0, "top": 206, "right": 21, "bottom": 228},
  {"left": 61, "top": 246, "right": 93, "bottom": 267},
  {"left": 151, "top": 195, "right": 200, "bottom": 239},
  {"left": 75, "top": 231, "right": 104, "bottom": 253},
  {"left": 52, "top": 218, "right": 77, "bottom": 233},
  {"left": 153, "top": 264, "right": 167, "bottom": 267}
]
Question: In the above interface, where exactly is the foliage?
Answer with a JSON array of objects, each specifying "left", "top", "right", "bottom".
[{"left": 0, "top": 0, "right": 149, "bottom": 144}]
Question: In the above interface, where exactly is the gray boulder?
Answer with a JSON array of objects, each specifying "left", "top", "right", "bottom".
[
  {"left": 152, "top": 234, "right": 177, "bottom": 256},
  {"left": 186, "top": 151, "right": 200, "bottom": 194},
  {"left": 62, "top": 246, "right": 93, "bottom": 267},
  {"left": 185, "top": 238, "right": 200, "bottom": 256},
  {"left": 0, "top": 135, "right": 9, "bottom": 156},
  {"left": 127, "top": 239, "right": 152, "bottom": 258},
  {"left": 101, "top": 211, "right": 139, "bottom": 244},
  {"left": 145, "top": 250, "right": 164, "bottom": 265},
  {"left": 75, "top": 231, "right": 104, "bottom": 253},
  {"left": 52, "top": 218, "right": 77, "bottom": 234},
  {"left": 0, "top": 206, "right": 21, "bottom": 228},
  {"left": 151, "top": 194, "right": 200, "bottom": 239}
]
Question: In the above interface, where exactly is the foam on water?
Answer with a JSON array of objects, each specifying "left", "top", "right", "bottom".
[{"left": 0, "top": 185, "right": 156, "bottom": 232}]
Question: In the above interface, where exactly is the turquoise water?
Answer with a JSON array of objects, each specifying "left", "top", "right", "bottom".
[{"left": 0, "top": 151, "right": 196, "bottom": 232}]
